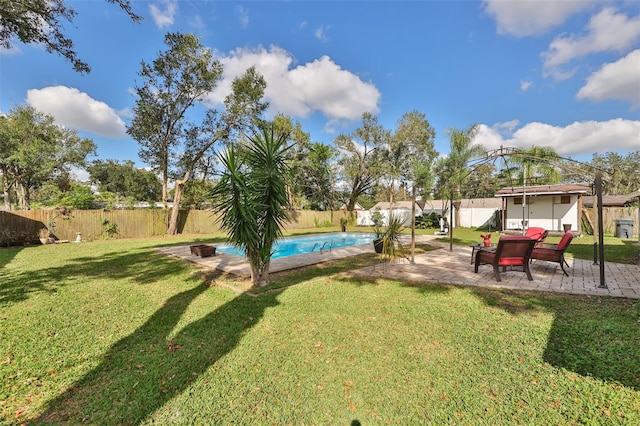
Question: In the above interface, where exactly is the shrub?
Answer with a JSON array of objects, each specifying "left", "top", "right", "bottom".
[{"left": 0, "top": 229, "right": 34, "bottom": 247}]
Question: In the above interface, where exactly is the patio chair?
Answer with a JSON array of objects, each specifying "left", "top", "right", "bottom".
[
  {"left": 474, "top": 236, "right": 537, "bottom": 282},
  {"left": 530, "top": 231, "right": 574, "bottom": 276},
  {"left": 524, "top": 227, "right": 548, "bottom": 246}
]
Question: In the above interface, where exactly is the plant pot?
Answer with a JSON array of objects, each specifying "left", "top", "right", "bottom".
[
  {"left": 563, "top": 224, "right": 572, "bottom": 232},
  {"left": 373, "top": 238, "right": 384, "bottom": 254}
]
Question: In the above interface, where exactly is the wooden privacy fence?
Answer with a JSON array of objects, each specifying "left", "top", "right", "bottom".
[
  {"left": 0, "top": 209, "right": 347, "bottom": 241},
  {"left": 582, "top": 207, "right": 638, "bottom": 236}
]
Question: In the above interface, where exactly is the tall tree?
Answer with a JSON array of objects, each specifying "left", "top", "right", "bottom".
[
  {"left": 588, "top": 151, "right": 640, "bottom": 195},
  {"left": 509, "top": 146, "right": 562, "bottom": 186},
  {"left": 87, "top": 159, "right": 162, "bottom": 202},
  {"left": 0, "top": 105, "right": 96, "bottom": 210},
  {"left": 300, "top": 142, "right": 338, "bottom": 211},
  {"left": 273, "top": 114, "right": 337, "bottom": 211},
  {"left": 127, "top": 33, "right": 267, "bottom": 234},
  {"left": 434, "top": 124, "right": 486, "bottom": 227},
  {"left": 383, "top": 110, "right": 438, "bottom": 207},
  {"left": 461, "top": 162, "right": 499, "bottom": 199},
  {"left": 335, "top": 112, "right": 387, "bottom": 212},
  {"left": 273, "top": 115, "right": 308, "bottom": 207},
  {"left": 167, "top": 67, "right": 266, "bottom": 234},
  {"left": 0, "top": 0, "right": 141, "bottom": 73},
  {"left": 209, "top": 123, "right": 292, "bottom": 287}
]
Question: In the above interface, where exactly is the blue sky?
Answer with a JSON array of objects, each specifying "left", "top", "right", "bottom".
[{"left": 1, "top": 0, "right": 639, "bottom": 179}]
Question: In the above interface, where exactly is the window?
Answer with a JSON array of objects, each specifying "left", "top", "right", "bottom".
[
  {"left": 514, "top": 196, "right": 523, "bottom": 205},
  {"left": 554, "top": 195, "right": 572, "bottom": 204}
]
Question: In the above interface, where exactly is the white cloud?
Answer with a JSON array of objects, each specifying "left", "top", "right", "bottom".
[
  {"left": 189, "top": 15, "right": 205, "bottom": 31},
  {"left": 475, "top": 119, "right": 640, "bottom": 157},
  {"left": 542, "top": 7, "right": 640, "bottom": 80},
  {"left": 315, "top": 24, "right": 331, "bottom": 42},
  {"left": 203, "top": 46, "right": 381, "bottom": 128},
  {"left": 26, "top": 86, "right": 127, "bottom": 138},
  {"left": 576, "top": 49, "right": 640, "bottom": 106},
  {"left": 149, "top": 0, "right": 177, "bottom": 29},
  {"left": 235, "top": 5, "right": 249, "bottom": 28},
  {"left": 520, "top": 80, "right": 533, "bottom": 92},
  {"left": 482, "top": 0, "right": 592, "bottom": 37},
  {"left": 0, "top": 45, "right": 20, "bottom": 56}
]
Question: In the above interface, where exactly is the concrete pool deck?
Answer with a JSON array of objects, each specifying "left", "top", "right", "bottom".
[{"left": 157, "top": 234, "right": 640, "bottom": 299}]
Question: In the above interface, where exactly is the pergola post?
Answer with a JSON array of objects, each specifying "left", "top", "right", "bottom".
[{"left": 595, "top": 171, "right": 606, "bottom": 288}]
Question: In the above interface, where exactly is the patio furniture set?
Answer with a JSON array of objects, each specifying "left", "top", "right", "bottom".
[{"left": 474, "top": 227, "right": 574, "bottom": 282}]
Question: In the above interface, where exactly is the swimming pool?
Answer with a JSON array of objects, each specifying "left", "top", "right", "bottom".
[{"left": 216, "top": 232, "right": 376, "bottom": 259}]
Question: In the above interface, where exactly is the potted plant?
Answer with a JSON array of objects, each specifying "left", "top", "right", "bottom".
[
  {"left": 373, "top": 224, "right": 386, "bottom": 253},
  {"left": 378, "top": 214, "right": 406, "bottom": 262},
  {"left": 372, "top": 214, "right": 406, "bottom": 260},
  {"left": 340, "top": 217, "right": 348, "bottom": 232}
]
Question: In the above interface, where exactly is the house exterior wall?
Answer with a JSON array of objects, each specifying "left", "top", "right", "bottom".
[
  {"left": 357, "top": 207, "right": 422, "bottom": 226},
  {"left": 504, "top": 194, "right": 579, "bottom": 231},
  {"left": 459, "top": 208, "right": 499, "bottom": 229},
  {"left": 358, "top": 205, "right": 497, "bottom": 228}
]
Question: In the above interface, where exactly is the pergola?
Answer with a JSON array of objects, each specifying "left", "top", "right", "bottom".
[{"left": 409, "top": 146, "right": 609, "bottom": 289}]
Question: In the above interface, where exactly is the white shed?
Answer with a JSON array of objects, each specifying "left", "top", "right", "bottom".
[{"left": 496, "top": 183, "right": 590, "bottom": 233}]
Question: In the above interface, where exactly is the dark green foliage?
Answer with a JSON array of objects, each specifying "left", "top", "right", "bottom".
[
  {"left": 60, "top": 185, "right": 96, "bottom": 209},
  {"left": 416, "top": 212, "right": 441, "bottom": 229},
  {"left": 88, "top": 159, "right": 162, "bottom": 202},
  {"left": 0, "top": 105, "right": 96, "bottom": 210},
  {"left": 0, "top": 0, "right": 141, "bottom": 73},
  {"left": 209, "top": 123, "right": 292, "bottom": 286}
]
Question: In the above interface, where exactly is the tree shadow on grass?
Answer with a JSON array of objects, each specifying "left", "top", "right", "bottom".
[
  {"left": 472, "top": 288, "right": 640, "bottom": 391},
  {"left": 0, "top": 246, "right": 22, "bottom": 269},
  {"left": 30, "top": 284, "right": 279, "bottom": 424},
  {"left": 0, "top": 248, "right": 197, "bottom": 307}
]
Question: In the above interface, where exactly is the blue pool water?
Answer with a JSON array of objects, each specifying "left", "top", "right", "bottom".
[{"left": 216, "top": 232, "right": 375, "bottom": 259}]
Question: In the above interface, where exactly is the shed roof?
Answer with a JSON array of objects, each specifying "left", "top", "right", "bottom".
[
  {"left": 458, "top": 197, "right": 503, "bottom": 208},
  {"left": 582, "top": 193, "right": 639, "bottom": 207},
  {"left": 371, "top": 201, "right": 422, "bottom": 211},
  {"left": 495, "top": 183, "right": 590, "bottom": 197}
]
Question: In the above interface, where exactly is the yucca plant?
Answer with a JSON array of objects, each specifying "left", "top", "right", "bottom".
[
  {"left": 209, "top": 123, "right": 292, "bottom": 287},
  {"left": 379, "top": 213, "right": 406, "bottom": 264}
]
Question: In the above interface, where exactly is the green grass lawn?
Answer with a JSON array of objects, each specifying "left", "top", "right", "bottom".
[{"left": 1, "top": 235, "right": 639, "bottom": 425}]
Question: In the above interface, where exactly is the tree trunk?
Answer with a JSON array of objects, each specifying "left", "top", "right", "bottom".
[
  {"left": 166, "top": 179, "right": 185, "bottom": 235},
  {"left": 258, "top": 261, "right": 270, "bottom": 287},
  {"left": 388, "top": 177, "right": 395, "bottom": 225},
  {"left": 1, "top": 169, "right": 11, "bottom": 210},
  {"left": 161, "top": 169, "right": 168, "bottom": 210},
  {"left": 16, "top": 183, "right": 30, "bottom": 210},
  {"left": 453, "top": 200, "right": 462, "bottom": 229},
  {"left": 2, "top": 188, "right": 9, "bottom": 210}
]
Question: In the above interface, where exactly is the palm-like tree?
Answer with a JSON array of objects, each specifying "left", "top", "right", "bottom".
[
  {"left": 434, "top": 124, "right": 486, "bottom": 227},
  {"left": 509, "top": 146, "right": 562, "bottom": 186},
  {"left": 209, "top": 123, "right": 292, "bottom": 287}
]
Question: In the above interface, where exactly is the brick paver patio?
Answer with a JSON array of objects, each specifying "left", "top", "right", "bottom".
[{"left": 158, "top": 234, "right": 640, "bottom": 299}]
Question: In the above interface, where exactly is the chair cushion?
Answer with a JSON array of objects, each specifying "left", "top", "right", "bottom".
[
  {"left": 557, "top": 231, "right": 573, "bottom": 250},
  {"left": 525, "top": 227, "right": 546, "bottom": 241},
  {"left": 498, "top": 257, "right": 525, "bottom": 266}
]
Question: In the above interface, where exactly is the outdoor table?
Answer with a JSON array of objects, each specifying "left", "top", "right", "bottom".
[{"left": 470, "top": 243, "right": 496, "bottom": 264}]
